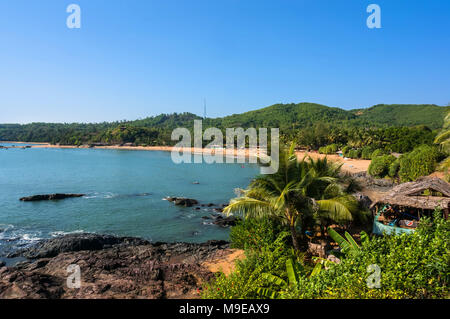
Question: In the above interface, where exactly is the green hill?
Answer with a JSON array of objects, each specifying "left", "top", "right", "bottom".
[
  {"left": 209, "top": 103, "right": 356, "bottom": 130},
  {"left": 350, "top": 104, "right": 449, "bottom": 129},
  {"left": 0, "top": 103, "right": 448, "bottom": 145}
]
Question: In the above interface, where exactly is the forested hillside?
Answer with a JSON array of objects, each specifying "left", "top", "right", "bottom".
[{"left": 1, "top": 103, "right": 448, "bottom": 147}]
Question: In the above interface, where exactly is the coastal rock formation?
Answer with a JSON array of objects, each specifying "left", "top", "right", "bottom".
[
  {"left": 0, "top": 234, "right": 231, "bottom": 299},
  {"left": 20, "top": 194, "right": 85, "bottom": 202},
  {"left": 202, "top": 214, "right": 239, "bottom": 227},
  {"left": 166, "top": 197, "right": 199, "bottom": 207},
  {"left": 8, "top": 233, "right": 150, "bottom": 259},
  {"left": 212, "top": 215, "right": 239, "bottom": 227}
]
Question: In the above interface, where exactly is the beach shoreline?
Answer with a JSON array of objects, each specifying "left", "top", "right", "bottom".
[{"left": 1, "top": 141, "right": 371, "bottom": 174}]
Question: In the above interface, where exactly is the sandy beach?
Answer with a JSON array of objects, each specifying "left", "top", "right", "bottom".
[
  {"left": 295, "top": 150, "right": 371, "bottom": 174},
  {"left": 5, "top": 142, "right": 371, "bottom": 174}
]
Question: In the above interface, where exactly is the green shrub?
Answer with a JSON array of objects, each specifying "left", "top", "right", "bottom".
[
  {"left": 326, "top": 144, "right": 338, "bottom": 154},
  {"left": 368, "top": 155, "right": 396, "bottom": 178},
  {"left": 398, "top": 145, "right": 442, "bottom": 181},
  {"left": 319, "top": 144, "right": 338, "bottom": 154},
  {"left": 347, "top": 149, "right": 361, "bottom": 159},
  {"left": 342, "top": 146, "right": 351, "bottom": 157},
  {"left": 370, "top": 149, "right": 386, "bottom": 158},
  {"left": 202, "top": 231, "right": 294, "bottom": 299},
  {"left": 206, "top": 212, "right": 449, "bottom": 299},
  {"left": 283, "top": 212, "right": 449, "bottom": 299},
  {"left": 361, "top": 146, "right": 374, "bottom": 160},
  {"left": 388, "top": 159, "right": 400, "bottom": 178},
  {"left": 230, "top": 218, "right": 286, "bottom": 250}
]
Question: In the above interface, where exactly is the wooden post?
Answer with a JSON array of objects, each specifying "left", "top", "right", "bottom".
[{"left": 444, "top": 203, "right": 449, "bottom": 220}]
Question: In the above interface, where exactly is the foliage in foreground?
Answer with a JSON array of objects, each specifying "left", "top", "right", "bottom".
[
  {"left": 224, "top": 144, "right": 359, "bottom": 252},
  {"left": 203, "top": 213, "right": 449, "bottom": 299}
]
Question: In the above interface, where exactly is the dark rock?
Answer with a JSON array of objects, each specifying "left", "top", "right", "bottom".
[
  {"left": 8, "top": 233, "right": 149, "bottom": 259},
  {"left": 352, "top": 192, "right": 373, "bottom": 210},
  {"left": 20, "top": 194, "right": 85, "bottom": 202},
  {"left": 212, "top": 215, "right": 238, "bottom": 227},
  {"left": 166, "top": 197, "right": 199, "bottom": 207},
  {"left": 0, "top": 234, "right": 231, "bottom": 299},
  {"left": 0, "top": 261, "right": 5, "bottom": 267}
]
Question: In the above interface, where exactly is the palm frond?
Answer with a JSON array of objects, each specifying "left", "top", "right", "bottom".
[
  {"left": 223, "top": 197, "right": 274, "bottom": 219},
  {"left": 345, "top": 231, "right": 360, "bottom": 250},
  {"left": 285, "top": 259, "right": 298, "bottom": 286},
  {"left": 317, "top": 198, "right": 353, "bottom": 222},
  {"left": 256, "top": 287, "right": 279, "bottom": 299},
  {"left": 309, "top": 263, "right": 323, "bottom": 277},
  {"left": 261, "top": 273, "right": 287, "bottom": 287}
]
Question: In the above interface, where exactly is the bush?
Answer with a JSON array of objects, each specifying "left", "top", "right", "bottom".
[
  {"left": 326, "top": 144, "right": 338, "bottom": 154},
  {"left": 230, "top": 218, "right": 286, "bottom": 250},
  {"left": 202, "top": 231, "right": 294, "bottom": 299},
  {"left": 361, "top": 146, "right": 374, "bottom": 160},
  {"left": 368, "top": 155, "right": 396, "bottom": 178},
  {"left": 283, "top": 212, "right": 449, "bottom": 299},
  {"left": 347, "top": 149, "right": 361, "bottom": 159},
  {"left": 398, "top": 145, "right": 442, "bottom": 181},
  {"left": 370, "top": 149, "right": 386, "bottom": 158},
  {"left": 342, "top": 146, "right": 351, "bottom": 157},
  {"left": 319, "top": 144, "right": 338, "bottom": 155},
  {"left": 206, "top": 212, "right": 449, "bottom": 299},
  {"left": 388, "top": 159, "right": 400, "bottom": 178}
]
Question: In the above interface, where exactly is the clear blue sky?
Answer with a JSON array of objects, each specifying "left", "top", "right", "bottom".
[{"left": 0, "top": 0, "right": 449, "bottom": 123}]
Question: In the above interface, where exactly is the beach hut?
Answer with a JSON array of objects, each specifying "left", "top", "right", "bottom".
[{"left": 370, "top": 177, "right": 450, "bottom": 235}]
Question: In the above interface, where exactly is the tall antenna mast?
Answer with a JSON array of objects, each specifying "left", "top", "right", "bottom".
[{"left": 203, "top": 99, "right": 207, "bottom": 119}]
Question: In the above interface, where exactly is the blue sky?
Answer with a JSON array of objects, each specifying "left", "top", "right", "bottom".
[{"left": 0, "top": 0, "right": 449, "bottom": 123}]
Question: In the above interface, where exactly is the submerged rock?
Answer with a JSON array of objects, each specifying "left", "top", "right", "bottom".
[{"left": 20, "top": 194, "right": 85, "bottom": 202}]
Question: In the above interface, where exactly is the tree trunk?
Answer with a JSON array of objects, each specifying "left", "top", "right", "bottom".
[{"left": 290, "top": 222, "right": 301, "bottom": 252}]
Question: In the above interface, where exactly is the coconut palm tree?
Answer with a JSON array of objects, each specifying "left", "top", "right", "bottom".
[
  {"left": 434, "top": 112, "right": 450, "bottom": 153},
  {"left": 224, "top": 143, "right": 357, "bottom": 252}
]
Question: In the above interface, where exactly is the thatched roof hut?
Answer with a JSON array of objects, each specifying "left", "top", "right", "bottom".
[{"left": 371, "top": 177, "right": 450, "bottom": 210}]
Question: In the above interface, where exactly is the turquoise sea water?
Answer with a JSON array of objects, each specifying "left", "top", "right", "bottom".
[{"left": 0, "top": 144, "right": 259, "bottom": 255}]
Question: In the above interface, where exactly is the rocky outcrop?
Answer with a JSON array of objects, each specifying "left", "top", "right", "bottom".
[
  {"left": 212, "top": 215, "right": 239, "bottom": 227},
  {"left": 0, "top": 234, "right": 230, "bottom": 299},
  {"left": 202, "top": 214, "right": 239, "bottom": 227},
  {"left": 166, "top": 197, "right": 199, "bottom": 207},
  {"left": 20, "top": 194, "right": 85, "bottom": 202},
  {"left": 351, "top": 172, "right": 396, "bottom": 188},
  {"left": 8, "top": 233, "right": 150, "bottom": 259}
]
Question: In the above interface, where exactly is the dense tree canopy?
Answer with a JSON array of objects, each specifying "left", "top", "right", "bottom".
[{"left": 1, "top": 103, "right": 447, "bottom": 147}]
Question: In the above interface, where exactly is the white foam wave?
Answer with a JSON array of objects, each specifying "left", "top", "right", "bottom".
[{"left": 50, "top": 230, "right": 85, "bottom": 237}]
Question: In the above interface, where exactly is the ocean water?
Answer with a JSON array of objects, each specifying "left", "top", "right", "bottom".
[{"left": 0, "top": 144, "right": 259, "bottom": 256}]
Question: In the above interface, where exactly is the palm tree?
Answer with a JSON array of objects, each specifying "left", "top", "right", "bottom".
[
  {"left": 224, "top": 144, "right": 356, "bottom": 252},
  {"left": 434, "top": 112, "right": 450, "bottom": 153}
]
